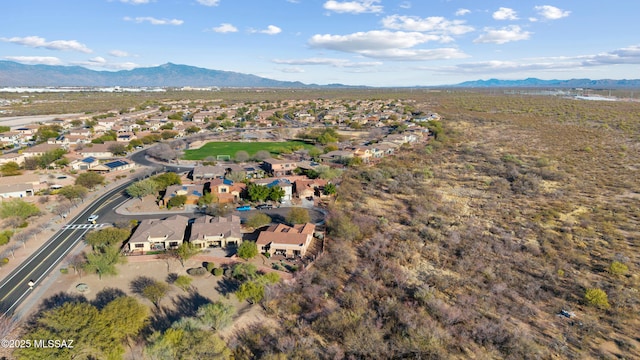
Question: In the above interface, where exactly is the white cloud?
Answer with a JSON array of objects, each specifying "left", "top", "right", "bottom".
[
  {"left": 534, "top": 5, "right": 570, "bottom": 20},
  {"left": 433, "top": 45, "right": 640, "bottom": 75},
  {"left": 455, "top": 8, "right": 470, "bottom": 16},
  {"left": 310, "top": 30, "right": 442, "bottom": 52},
  {"left": 280, "top": 67, "right": 305, "bottom": 73},
  {"left": 493, "top": 7, "right": 518, "bottom": 20},
  {"left": 273, "top": 57, "right": 382, "bottom": 68},
  {"left": 4, "top": 56, "right": 63, "bottom": 65},
  {"left": 399, "top": 2, "right": 411, "bottom": 9},
  {"left": 212, "top": 23, "right": 238, "bottom": 33},
  {"left": 357, "top": 48, "right": 469, "bottom": 61},
  {"left": 124, "top": 16, "right": 183, "bottom": 25},
  {"left": 255, "top": 25, "right": 282, "bottom": 35},
  {"left": 120, "top": 0, "right": 153, "bottom": 4},
  {"left": 71, "top": 58, "right": 139, "bottom": 70},
  {"left": 381, "top": 15, "right": 474, "bottom": 36},
  {"left": 309, "top": 30, "right": 468, "bottom": 61},
  {"left": 474, "top": 25, "right": 531, "bottom": 44},
  {"left": 323, "top": 0, "right": 383, "bottom": 14},
  {"left": 196, "top": 0, "right": 220, "bottom": 6},
  {"left": 1, "top": 36, "right": 92, "bottom": 53},
  {"left": 109, "top": 50, "right": 130, "bottom": 57}
]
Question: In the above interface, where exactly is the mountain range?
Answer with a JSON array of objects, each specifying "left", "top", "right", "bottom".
[
  {"left": 1, "top": 60, "right": 640, "bottom": 89},
  {"left": 0, "top": 61, "right": 312, "bottom": 88}
]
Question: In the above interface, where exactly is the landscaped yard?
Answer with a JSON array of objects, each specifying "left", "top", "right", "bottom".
[{"left": 182, "top": 140, "right": 315, "bottom": 160}]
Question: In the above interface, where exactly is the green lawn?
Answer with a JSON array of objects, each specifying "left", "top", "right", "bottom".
[{"left": 183, "top": 140, "right": 315, "bottom": 160}]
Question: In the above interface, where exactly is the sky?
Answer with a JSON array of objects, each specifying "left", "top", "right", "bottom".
[{"left": 1, "top": 1, "right": 639, "bottom": 86}]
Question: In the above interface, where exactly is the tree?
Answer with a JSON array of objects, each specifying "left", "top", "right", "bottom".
[
  {"left": 232, "top": 263, "right": 259, "bottom": 282},
  {"left": 286, "top": 207, "right": 310, "bottom": 225},
  {"left": 167, "top": 195, "right": 187, "bottom": 209},
  {"left": 57, "top": 185, "right": 88, "bottom": 203},
  {"left": 126, "top": 179, "right": 158, "bottom": 200},
  {"left": 197, "top": 191, "right": 216, "bottom": 207},
  {"left": 142, "top": 281, "right": 170, "bottom": 308},
  {"left": 585, "top": 288, "right": 610, "bottom": 309},
  {"left": 147, "top": 143, "right": 179, "bottom": 162},
  {"left": 225, "top": 170, "right": 246, "bottom": 182},
  {"left": 75, "top": 172, "right": 105, "bottom": 189},
  {"left": 237, "top": 241, "right": 258, "bottom": 260},
  {"left": 85, "top": 228, "right": 130, "bottom": 251},
  {"left": 174, "top": 275, "right": 192, "bottom": 292},
  {"left": 268, "top": 186, "right": 285, "bottom": 202},
  {"left": 248, "top": 183, "right": 270, "bottom": 202},
  {"left": 185, "top": 126, "right": 201, "bottom": 134},
  {"left": 153, "top": 172, "right": 182, "bottom": 189},
  {"left": 323, "top": 182, "right": 337, "bottom": 195},
  {"left": 0, "top": 199, "right": 40, "bottom": 220},
  {"left": 235, "top": 150, "right": 250, "bottom": 162},
  {"left": 108, "top": 143, "right": 128, "bottom": 156},
  {"left": 197, "top": 301, "right": 235, "bottom": 330},
  {"left": 236, "top": 280, "right": 265, "bottom": 304},
  {"left": 0, "top": 161, "right": 21, "bottom": 176},
  {"left": 253, "top": 150, "right": 271, "bottom": 161},
  {"left": 175, "top": 242, "right": 200, "bottom": 268},
  {"left": 83, "top": 247, "right": 122, "bottom": 280},
  {"left": 245, "top": 213, "right": 271, "bottom": 229},
  {"left": 100, "top": 296, "right": 149, "bottom": 343},
  {"left": 146, "top": 326, "right": 231, "bottom": 360}
]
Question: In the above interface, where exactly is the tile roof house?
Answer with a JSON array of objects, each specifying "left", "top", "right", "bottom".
[
  {"left": 89, "top": 159, "right": 134, "bottom": 172},
  {"left": 209, "top": 178, "right": 246, "bottom": 203},
  {"left": 189, "top": 215, "right": 242, "bottom": 249},
  {"left": 161, "top": 184, "right": 206, "bottom": 207},
  {"left": 294, "top": 178, "right": 328, "bottom": 199},
  {"left": 127, "top": 215, "right": 189, "bottom": 253},
  {"left": 256, "top": 223, "right": 315, "bottom": 258},
  {"left": 76, "top": 142, "right": 116, "bottom": 159},
  {"left": 261, "top": 158, "right": 297, "bottom": 177},
  {"left": 22, "top": 143, "right": 65, "bottom": 158}
]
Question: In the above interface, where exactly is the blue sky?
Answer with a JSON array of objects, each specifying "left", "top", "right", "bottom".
[{"left": 1, "top": 1, "right": 639, "bottom": 86}]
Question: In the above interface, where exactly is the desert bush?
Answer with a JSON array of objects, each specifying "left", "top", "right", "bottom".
[
  {"left": 186, "top": 267, "right": 207, "bottom": 276},
  {"left": 585, "top": 288, "right": 610, "bottom": 309}
]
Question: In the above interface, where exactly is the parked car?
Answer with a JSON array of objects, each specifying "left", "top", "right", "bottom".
[
  {"left": 255, "top": 204, "right": 273, "bottom": 210},
  {"left": 235, "top": 205, "right": 251, "bottom": 212}
]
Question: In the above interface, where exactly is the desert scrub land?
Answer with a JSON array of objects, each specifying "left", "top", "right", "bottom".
[{"left": 233, "top": 94, "right": 640, "bottom": 359}]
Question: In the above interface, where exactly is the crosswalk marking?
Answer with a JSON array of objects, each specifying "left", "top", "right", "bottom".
[{"left": 63, "top": 223, "right": 108, "bottom": 230}]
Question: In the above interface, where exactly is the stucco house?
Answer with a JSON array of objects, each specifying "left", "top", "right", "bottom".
[
  {"left": 261, "top": 158, "right": 298, "bottom": 177},
  {"left": 256, "top": 222, "right": 315, "bottom": 258},
  {"left": 189, "top": 215, "right": 242, "bottom": 249},
  {"left": 208, "top": 179, "right": 246, "bottom": 203},
  {"left": 127, "top": 215, "right": 189, "bottom": 253},
  {"left": 162, "top": 184, "right": 206, "bottom": 207}
]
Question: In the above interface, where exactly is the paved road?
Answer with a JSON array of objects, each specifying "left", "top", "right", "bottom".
[{"left": 0, "top": 179, "right": 135, "bottom": 315}]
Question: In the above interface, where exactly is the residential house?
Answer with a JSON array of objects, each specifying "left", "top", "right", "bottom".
[
  {"left": 294, "top": 178, "right": 328, "bottom": 199},
  {"left": 189, "top": 215, "right": 242, "bottom": 249},
  {"left": 70, "top": 156, "right": 100, "bottom": 171},
  {"left": 253, "top": 178, "right": 293, "bottom": 201},
  {"left": 0, "top": 183, "right": 35, "bottom": 199},
  {"left": 256, "top": 223, "right": 315, "bottom": 257},
  {"left": 116, "top": 133, "right": 136, "bottom": 142},
  {"left": 0, "top": 152, "right": 25, "bottom": 166},
  {"left": 76, "top": 142, "right": 116, "bottom": 159},
  {"left": 319, "top": 150, "right": 353, "bottom": 163},
  {"left": 22, "top": 143, "right": 65, "bottom": 158},
  {"left": 208, "top": 178, "right": 246, "bottom": 203},
  {"left": 162, "top": 184, "right": 206, "bottom": 207},
  {"left": 261, "top": 158, "right": 297, "bottom": 177},
  {"left": 0, "top": 174, "right": 43, "bottom": 198},
  {"left": 192, "top": 165, "right": 230, "bottom": 180},
  {"left": 127, "top": 215, "right": 189, "bottom": 253},
  {"left": 0, "top": 131, "right": 21, "bottom": 146},
  {"left": 89, "top": 159, "right": 134, "bottom": 172},
  {"left": 352, "top": 146, "right": 372, "bottom": 163}
]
